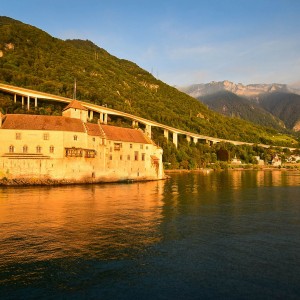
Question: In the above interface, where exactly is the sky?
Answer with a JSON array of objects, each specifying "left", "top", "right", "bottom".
[{"left": 1, "top": 0, "right": 300, "bottom": 87}]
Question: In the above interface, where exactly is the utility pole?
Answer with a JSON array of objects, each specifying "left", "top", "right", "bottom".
[{"left": 73, "top": 78, "right": 77, "bottom": 99}]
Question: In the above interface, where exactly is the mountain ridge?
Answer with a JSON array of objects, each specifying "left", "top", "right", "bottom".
[
  {"left": 180, "top": 80, "right": 299, "bottom": 98},
  {"left": 180, "top": 80, "right": 300, "bottom": 132}
]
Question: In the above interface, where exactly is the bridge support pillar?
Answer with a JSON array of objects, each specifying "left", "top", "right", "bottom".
[
  {"left": 103, "top": 113, "right": 108, "bottom": 124},
  {"left": 193, "top": 137, "right": 198, "bottom": 144},
  {"left": 164, "top": 129, "right": 169, "bottom": 140},
  {"left": 27, "top": 96, "right": 30, "bottom": 111},
  {"left": 186, "top": 135, "right": 191, "bottom": 143},
  {"left": 99, "top": 112, "right": 104, "bottom": 123},
  {"left": 35, "top": 97, "right": 37, "bottom": 109},
  {"left": 132, "top": 120, "right": 138, "bottom": 128},
  {"left": 145, "top": 124, "right": 152, "bottom": 137},
  {"left": 172, "top": 132, "right": 178, "bottom": 148},
  {"left": 14, "top": 94, "right": 17, "bottom": 103},
  {"left": 89, "top": 110, "right": 94, "bottom": 121},
  {"left": 22, "top": 96, "right": 24, "bottom": 107}
]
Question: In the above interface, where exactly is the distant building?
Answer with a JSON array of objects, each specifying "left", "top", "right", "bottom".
[
  {"left": 272, "top": 154, "right": 282, "bottom": 167},
  {"left": 0, "top": 100, "right": 164, "bottom": 184},
  {"left": 231, "top": 155, "right": 242, "bottom": 165},
  {"left": 254, "top": 156, "right": 265, "bottom": 165}
]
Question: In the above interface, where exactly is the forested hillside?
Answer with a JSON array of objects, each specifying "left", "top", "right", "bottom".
[{"left": 0, "top": 16, "right": 298, "bottom": 148}]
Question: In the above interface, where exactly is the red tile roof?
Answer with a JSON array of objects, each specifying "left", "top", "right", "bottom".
[
  {"left": 1, "top": 114, "right": 86, "bottom": 132},
  {"left": 85, "top": 123, "right": 103, "bottom": 136},
  {"left": 101, "top": 125, "right": 151, "bottom": 144},
  {"left": 63, "top": 100, "right": 88, "bottom": 111}
]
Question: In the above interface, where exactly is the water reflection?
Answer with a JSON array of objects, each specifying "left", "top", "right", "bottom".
[{"left": 0, "top": 181, "right": 165, "bottom": 266}]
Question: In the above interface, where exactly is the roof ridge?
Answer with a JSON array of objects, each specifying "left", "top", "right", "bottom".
[{"left": 63, "top": 99, "right": 88, "bottom": 111}]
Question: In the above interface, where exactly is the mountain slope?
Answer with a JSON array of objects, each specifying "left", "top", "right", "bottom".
[
  {"left": 199, "top": 91, "right": 286, "bottom": 131},
  {"left": 0, "top": 16, "right": 297, "bottom": 147},
  {"left": 257, "top": 92, "right": 300, "bottom": 131}
]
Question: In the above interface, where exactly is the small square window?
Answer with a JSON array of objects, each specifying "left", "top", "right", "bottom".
[
  {"left": 16, "top": 133, "right": 21, "bottom": 140},
  {"left": 43, "top": 133, "right": 49, "bottom": 140},
  {"left": 36, "top": 146, "right": 42, "bottom": 154}
]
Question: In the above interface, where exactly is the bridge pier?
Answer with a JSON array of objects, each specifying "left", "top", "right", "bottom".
[
  {"left": 21, "top": 96, "right": 24, "bottom": 107},
  {"left": 89, "top": 110, "right": 94, "bottom": 121},
  {"left": 164, "top": 129, "right": 169, "bottom": 140},
  {"left": 172, "top": 132, "right": 178, "bottom": 148},
  {"left": 193, "top": 137, "right": 198, "bottom": 144},
  {"left": 35, "top": 97, "right": 37, "bottom": 109},
  {"left": 99, "top": 112, "right": 108, "bottom": 124},
  {"left": 14, "top": 94, "right": 16, "bottom": 104},
  {"left": 132, "top": 120, "right": 138, "bottom": 128},
  {"left": 27, "top": 96, "right": 30, "bottom": 111},
  {"left": 145, "top": 124, "right": 152, "bottom": 137},
  {"left": 186, "top": 136, "right": 191, "bottom": 143}
]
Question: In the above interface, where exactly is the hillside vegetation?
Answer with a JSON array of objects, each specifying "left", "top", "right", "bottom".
[{"left": 0, "top": 16, "right": 298, "bottom": 148}]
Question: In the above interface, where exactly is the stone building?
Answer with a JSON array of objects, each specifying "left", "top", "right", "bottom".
[{"left": 0, "top": 100, "right": 164, "bottom": 183}]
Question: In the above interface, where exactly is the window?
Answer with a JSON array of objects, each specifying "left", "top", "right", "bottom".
[
  {"left": 74, "top": 135, "right": 78, "bottom": 141},
  {"left": 134, "top": 151, "right": 139, "bottom": 161},
  {"left": 120, "top": 155, "right": 123, "bottom": 160},
  {"left": 109, "top": 154, "right": 112, "bottom": 160},
  {"left": 142, "top": 153, "right": 145, "bottom": 161},
  {"left": 130, "top": 144, "right": 133, "bottom": 149},
  {"left": 16, "top": 133, "right": 21, "bottom": 140},
  {"left": 9, "top": 145, "right": 14, "bottom": 153},
  {"left": 140, "top": 144, "right": 143, "bottom": 150},
  {"left": 85, "top": 150, "right": 96, "bottom": 158},
  {"left": 43, "top": 133, "right": 49, "bottom": 140},
  {"left": 23, "top": 145, "right": 28, "bottom": 153},
  {"left": 92, "top": 137, "right": 95, "bottom": 141},
  {"left": 65, "top": 148, "right": 83, "bottom": 157},
  {"left": 114, "top": 143, "right": 122, "bottom": 151},
  {"left": 36, "top": 146, "right": 42, "bottom": 154},
  {"left": 127, "top": 155, "right": 130, "bottom": 160},
  {"left": 50, "top": 146, "right": 54, "bottom": 153}
]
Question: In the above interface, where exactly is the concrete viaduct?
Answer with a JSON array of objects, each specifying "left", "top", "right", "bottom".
[{"left": 0, "top": 82, "right": 269, "bottom": 149}]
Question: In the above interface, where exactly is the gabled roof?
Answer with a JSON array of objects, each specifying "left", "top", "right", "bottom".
[
  {"left": 1, "top": 114, "right": 86, "bottom": 132},
  {"left": 63, "top": 99, "right": 88, "bottom": 111},
  {"left": 85, "top": 123, "right": 104, "bottom": 136},
  {"left": 101, "top": 124, "right": 151, "bottom": 144}
]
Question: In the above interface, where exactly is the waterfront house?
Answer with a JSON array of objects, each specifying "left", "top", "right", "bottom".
[{"left": 0, "top": 100, "right": 164, "bottom": 183}]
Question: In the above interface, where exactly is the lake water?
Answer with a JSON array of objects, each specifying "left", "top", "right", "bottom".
[{"left": 1, "top": 170, "right": 300, "bottom": 299}]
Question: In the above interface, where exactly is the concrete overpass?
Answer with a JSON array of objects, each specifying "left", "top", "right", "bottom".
[{"left": 0, "top": 82, "right": 282, "bottom": 149}]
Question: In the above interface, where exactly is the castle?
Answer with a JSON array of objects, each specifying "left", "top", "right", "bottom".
[{"left": 0, "top": 100, "right": 164, "bottom": 184}]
